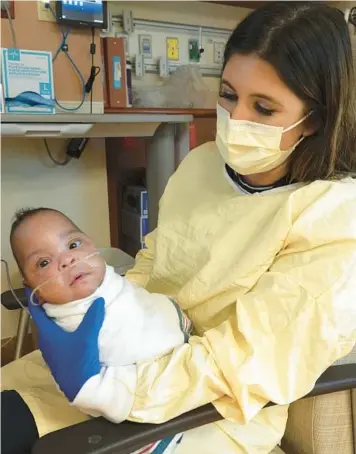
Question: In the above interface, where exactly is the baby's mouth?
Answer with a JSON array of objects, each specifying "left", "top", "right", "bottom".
[{"left": 70, "top": 272, "right": 89, "bottom": 286}]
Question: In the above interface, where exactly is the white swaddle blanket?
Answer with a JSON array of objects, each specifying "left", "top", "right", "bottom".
[{"left": 43, "top": 265, "right": 191, "bottom": 425}]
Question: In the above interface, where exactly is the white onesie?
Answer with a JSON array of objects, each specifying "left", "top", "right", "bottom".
[{"left": 43, "top": 265, "right": 191, "bottom": 423}]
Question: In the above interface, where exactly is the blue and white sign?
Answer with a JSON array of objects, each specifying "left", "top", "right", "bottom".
[{"left": 1, "top": 48, "right": 55, "bottom": 114}]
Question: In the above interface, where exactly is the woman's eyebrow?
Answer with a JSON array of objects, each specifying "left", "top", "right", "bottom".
[
  {"left": 251, "top": 93, "right": 284, "bottom": 107},
  {"left": 220, "top": 79, "right": 235, "bottom": 91}
]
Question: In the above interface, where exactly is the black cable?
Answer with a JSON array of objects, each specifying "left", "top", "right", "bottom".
[
  {"left": 44, "top": 139, "right": 72, "bottom": 166},
  {"left": 90, "top": 27, "right": 95, "bottom": 114},
  {"left": 86, "top": 27, "right": 101, "bottom": 114},
  {"left": 48, "top": 3, "right": 86, "bottom": 112}
]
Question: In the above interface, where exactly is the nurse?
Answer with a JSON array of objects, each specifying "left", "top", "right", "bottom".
[{"left": 3, "top": 2, "right": 356, "bottom": 453}]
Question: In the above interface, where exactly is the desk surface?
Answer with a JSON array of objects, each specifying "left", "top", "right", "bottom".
[
  {"left": 1, "top": 113, "right": 193, "bottom": 124},
  {"left": 1, "top": 113, "right": 193, "bottom": 138}
]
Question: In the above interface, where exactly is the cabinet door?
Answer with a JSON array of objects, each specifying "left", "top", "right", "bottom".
[{"left": 192, "top": 117, "right": 217, "bottom": 149}]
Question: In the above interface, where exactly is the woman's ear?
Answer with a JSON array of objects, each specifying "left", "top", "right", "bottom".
[{"left": 303, "top": 111, "right": 321, "bottom": 138}]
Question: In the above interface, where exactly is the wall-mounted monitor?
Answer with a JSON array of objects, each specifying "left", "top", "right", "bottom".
[{"left": 56, "top": 0, "right": 108, "bottom": 29}]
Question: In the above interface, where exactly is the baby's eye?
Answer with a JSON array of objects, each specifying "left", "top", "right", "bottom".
[
  {"left": 38, "top": 259, "right": 50, "bottom": 269},
  {"left": 69, "top": 240, "right": 81, "bottom": 249}
]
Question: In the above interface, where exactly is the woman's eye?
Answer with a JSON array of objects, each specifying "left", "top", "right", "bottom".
[
  {"left": 38, "top": 259, "right": 50, "bottom": 269},
  {"left": 255, "top": 102, "right": 275, "bottom": 116},
  {"left": 219, "top": 90, "right": 237, "bottom": 101},
  {"left": 69, "top": 240, "right": 81, "bottom": 249}
]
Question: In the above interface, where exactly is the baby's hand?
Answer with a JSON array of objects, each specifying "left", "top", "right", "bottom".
[{"left": 26, "top": 288, "right": 105, "bottom": 402}]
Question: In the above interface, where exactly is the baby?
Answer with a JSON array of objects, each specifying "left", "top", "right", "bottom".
[{"left": 10, "top": 207, "right": 191, "bottom": 430}]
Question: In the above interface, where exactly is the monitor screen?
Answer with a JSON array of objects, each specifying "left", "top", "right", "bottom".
[{"left": 56, "top": 0, "right": 108, "bottom": 29}]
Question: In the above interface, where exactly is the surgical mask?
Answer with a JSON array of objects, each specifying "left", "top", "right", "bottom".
[{"left": 216, "top": 103, "right": 311, "bottom": 175}]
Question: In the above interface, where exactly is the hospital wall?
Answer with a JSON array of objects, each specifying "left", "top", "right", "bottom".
[{"left": 110, "top": 1, "right": 250, "bottom": 93}]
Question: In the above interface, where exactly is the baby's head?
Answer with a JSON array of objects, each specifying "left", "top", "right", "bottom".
[{"left": 10, "top": 208, "right": 106, "bottom": 305}]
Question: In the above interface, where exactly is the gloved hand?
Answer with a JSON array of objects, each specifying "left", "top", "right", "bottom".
[{"left": 26, "top": 288, "right": 105, "bottom": 402}]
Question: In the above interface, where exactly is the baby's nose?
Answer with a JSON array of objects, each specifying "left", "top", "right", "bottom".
[{"left": 59, "top": 254, "right": 77, "bottom": 269}]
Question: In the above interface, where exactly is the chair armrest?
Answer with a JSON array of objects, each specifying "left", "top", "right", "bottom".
[
  {"left": 32, "top": 363, "right": 356, "bottom": 454},
  {"left": 1, "top": 288, "right": 27, "bottom": 310},
  {"left": 304, "top": 362, "right": 356, "bottom": 397}
]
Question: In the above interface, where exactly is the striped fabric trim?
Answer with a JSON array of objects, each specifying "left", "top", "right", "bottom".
[
  {"left": 133, "top": 433, "right": 183, "bottom": 454},
  {"left": 225, "top": 164, "right": 290, "bottom": 194},
  {"left": 236, "top": 172, "right": 275, "bottom": 192},
  {"left": 134, "top": 441, "right": 157, "bottom": 454},
  {"left": 169, "top": 298, "right": 192, "bottom": 343},
  {"left": 151, "top": 435, "right": 177, "bottom": 454}
]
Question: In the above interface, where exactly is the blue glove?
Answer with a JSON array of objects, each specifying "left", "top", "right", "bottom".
[{"left": 26, "top": 288, "right": 105, "bottom": 402}]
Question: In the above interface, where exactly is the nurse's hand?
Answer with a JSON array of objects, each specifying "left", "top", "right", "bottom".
[{"left": 26, "top": 288, "right": 105, "bottom": 402}]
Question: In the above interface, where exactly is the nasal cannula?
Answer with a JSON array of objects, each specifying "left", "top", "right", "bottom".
[{"left": 1, "top": 251, "right": 101, "bottom": 316}]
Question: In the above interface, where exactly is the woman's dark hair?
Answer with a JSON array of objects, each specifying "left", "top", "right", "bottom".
[{"left": 224, "top": 1, "right": 356, "bottom": 182}]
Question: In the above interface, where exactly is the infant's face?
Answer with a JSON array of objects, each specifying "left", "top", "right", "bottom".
[{"left": 13, "top": 211, "right": 106, "bottom": 305}]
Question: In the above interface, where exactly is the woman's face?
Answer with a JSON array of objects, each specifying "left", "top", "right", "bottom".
[{"left": 219, "top": 53, "right": 313, "bottom": 151}]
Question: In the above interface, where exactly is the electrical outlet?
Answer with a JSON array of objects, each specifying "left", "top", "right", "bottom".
[
  {"left": 1, "top": 0, "right": 15, "bottom": 19},
  {"left": 123, "top": 9, "right": 134, "bottom": 34},
  {"left": 135, "top": 54, "right": 145, "bottom": 77},
  {"left": 159, "top": 56, "right": 168, "bottom": 78},
  {"left": 213, "top": 41, "right": 225, "bottom": 64},
  {"left": 37, "top": 0, "right": 55, "bottom": 22}
]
